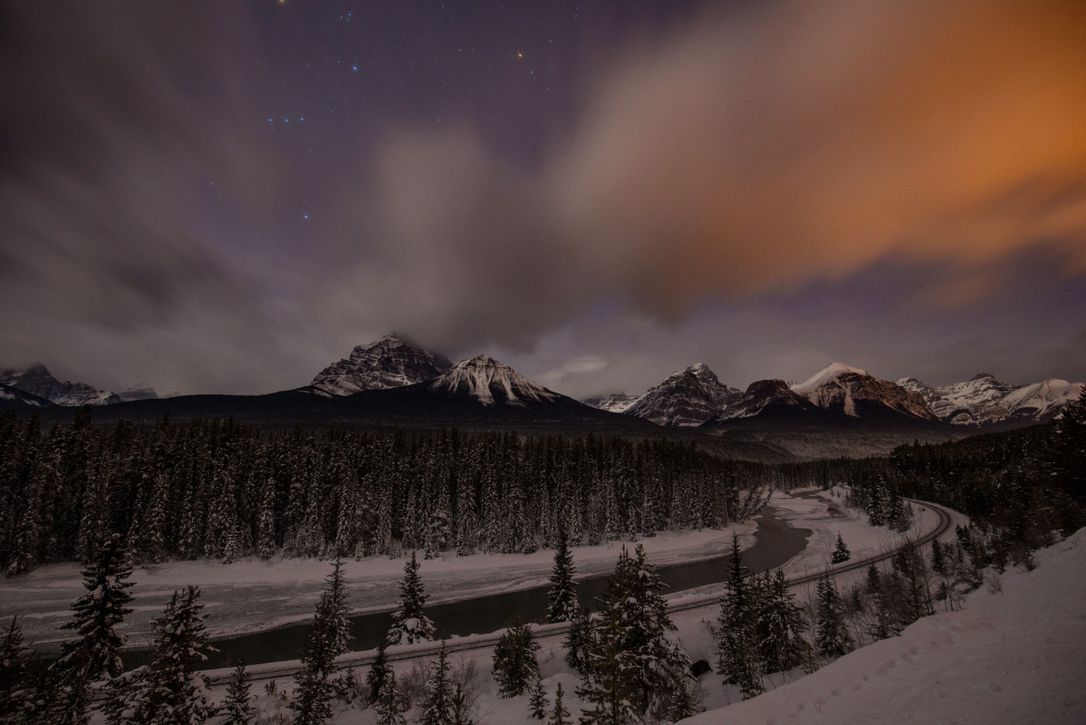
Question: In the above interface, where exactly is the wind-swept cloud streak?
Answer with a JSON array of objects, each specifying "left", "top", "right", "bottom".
[{"left": 2, "top": 0, "right": 1083, "bottom": 393}]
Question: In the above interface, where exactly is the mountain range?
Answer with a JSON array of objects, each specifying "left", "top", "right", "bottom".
[{"left": 1, "top": 336, "right": 1081, "bottom": 438}]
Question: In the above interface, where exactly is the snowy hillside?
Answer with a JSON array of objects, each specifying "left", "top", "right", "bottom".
[
  {"left": 625, "top": 363, "right": 742, "bottom": 426},
  {"left": 0, "top": 363, "right": 119, "bottom": 406},
  {"left": 581, "top": 392, "right": 641, "bottom": 414},
  {"left": 899, "top": 373, "right": 1084, "bottom": 426},
  {"left": 427, "top": 355, "right": 560, "bottom": 406},
  {"left": 685, "top": 527, "right": 1086, "bottom": 724},
  {"left": 308, "top": 334, "right": 452, "bottom": 396}
]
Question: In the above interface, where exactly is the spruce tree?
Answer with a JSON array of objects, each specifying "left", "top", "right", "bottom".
[
  {"left": 620, "top": 545, "right": 690, "bottom": 718},
  {"left": 492, "top": 620, "right": 540, "bottom": 698},
  {"left": 815, "top": 575, "right": 852, "bottom": 659},
  {"left": 386, "top": 551, "right": 435, "bottom": 645},
  {"left": 420, "top": 640, "right": 453, "bottom": 725},
  {"left": 930, "top": 539, "right": 947, "bottom": 576},
  {"left": 757, "top": 569, "right": 809, "bottom": 674},
  {"left": 54, "top": 532, "right": 134, "bottom": 679},
  {"left": 373, "top": 671, "right": 407, "bottom": 725},
  {"left": 528, "top": 672, "right": 548, "bottom": 719},
  {"left": 0, "top": 617, "right": 32, "bottom": 720},
  {"left": 223, "top": 662, "right": 255, "bottom": 724},
  {"left": 135, "top": 586, "right": 217, "bottom": 723},
  {"left": 831, "top": 533, "right": 850, "bottom": 564},
  {"left": 716, "top": 534, "right": 763, "bottom": 699},
  {"left": 546, "top": 528, "right": 578, "bottom": 623},
  {"left": 292, "top": 558, "right": 353, "bottom": 724},
  {"left": 366, "top": 641, "right": 392, "bottom": 705},
  {"left": 565, "top": 606, "right": 594, "bottom": 675},
  {"left": 548, "top": 682, "right": 571, "bottom": 725}
]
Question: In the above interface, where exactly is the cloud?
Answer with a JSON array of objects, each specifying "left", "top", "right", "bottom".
[
  {"left": 326, "top": 0, "right": 1086, "bottom": 350},
  {"left": 2, "top": 0, "right": 1083, "bottom": 394}
]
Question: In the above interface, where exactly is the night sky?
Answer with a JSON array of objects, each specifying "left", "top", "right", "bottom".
[{"left": 2, "top": 0, "right": 1084, "bottom": 397}]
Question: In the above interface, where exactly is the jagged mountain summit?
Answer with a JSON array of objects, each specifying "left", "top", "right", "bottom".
[
  {"left": 425, "top": 354, "right": 560, "bottom": 406},
  {"left": 901, "top": 373, "right": 1085, "bottom": 426},
  {"left": 790, "top": 362, "right": 936, "bottom": 422},
  {"left": 712, "top": 378, "right": 821, "bottom": 422},
  {"left": 308, "top": 334, "right": 453, "bottom": 396},
  {"left": 581, "top": 392, "right": 641, "bottom": 414},
  {"left": 624, "top": 363, "right": 742, "bottom": 426},
  {"left": 0, "top": 363, "right": 119, "bottom": 406}
]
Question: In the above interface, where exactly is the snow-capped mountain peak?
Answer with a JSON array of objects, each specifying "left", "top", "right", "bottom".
[
  {"left": 0, "top": 363, "right": 120, "bottom": 406},
  {"left": 791, "top": 362, "right": 870, "bottom": 395},
  {"left": 624, "top": 363, "right": 742, "bottom": 426},
  {"left": 895, "top": 372, "right": 1082, "bottom": 427},
  {"left": 428, "top": 355, "right": 559, "bottom": 406},
  {"left": 309, "top": 334, "right": 452, "bottom": 396},
  {"left": 790, "top": 362, "right": 934, "bottom": 421}
]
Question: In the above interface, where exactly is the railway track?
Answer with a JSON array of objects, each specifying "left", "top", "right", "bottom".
[{"left": 205, "top": 497, "right": 956, "bottom": 686}]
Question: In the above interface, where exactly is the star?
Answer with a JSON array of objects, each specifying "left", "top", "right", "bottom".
[
  {"left": 303, "top": 213, "right": 310, "bottom": 221},
  {"left": 351, "top": 64, "right": 360, "bottom": 73},
  {"left": 516, "top": 51, "right": 525, "bottom": 60}
]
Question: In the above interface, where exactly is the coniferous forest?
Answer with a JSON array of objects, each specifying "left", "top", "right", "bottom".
[{"left": 0, "top": 412, "right": 767, "bottom": 575}]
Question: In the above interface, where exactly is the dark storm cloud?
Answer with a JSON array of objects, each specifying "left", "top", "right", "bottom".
[{"left": 1, "top": 0, "right": 1083, "bottom": 394}]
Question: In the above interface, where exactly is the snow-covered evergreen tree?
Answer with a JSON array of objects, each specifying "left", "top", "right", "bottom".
[
  {"left": 420, "top": 640, "right": 453, "bottom": 725},
  {"left": 528, "top": 672, "right": 548, "bottom": 719},
  {"left": 0, "top": 617, "right": 32, "bottom": 720},
  {"left": 366, "top": 641, "right": 392, "bottom": 705},
  {"left": 131, "top": 586, "right": 217, "bottom": 723},
  {"left": 222, "top": 662, "right": 254, "bottom": 724},
  {"left": 51, "top": 532, "right": 134, "bottom": 721},
  {"left": 716, "top": 534, "right": 763, "bottom": 698},
  {"left": 373, "top": 671, "right": 407, "bottom": 725},
  {"left": 815, "top": 575, "right": 852, "bottom": 659},
  {"left": 387, "top": 551, "right": 435, "bottom": 645},
  {"left": 492, "top": 621, "right": 540, "bottom": 698},
  {"left": 546, "top": 528, "right": 578, "bottom": 623},
  {"left": 565, "top": 606, "right": 594, "bottom": 675},
  {"left": 620, "top": 545, "right": 690, "bottom": 718},
  {"left": 548, "top": 682, "right": 571, "bottom": 725},
  {"left": 292, "top": 558, "right": 353, "bottom": 724},
  {"left": 831, "top": 533, "right": 850, "bottom": 563},
  {"left": 756, "top": 569, "right": 809, "bottom": 674}
]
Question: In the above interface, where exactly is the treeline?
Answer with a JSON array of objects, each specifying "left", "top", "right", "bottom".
[
  {"left": 784, "top": 390, "right": 1086, "bottom": 567},
  {"left": 0, "top": 413, "right": 766, "bottom": 575}
]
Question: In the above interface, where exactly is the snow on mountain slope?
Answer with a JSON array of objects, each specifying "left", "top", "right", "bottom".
[
  {"left": 1001, "top": 378, "right": 1084, "bottom": 421},
  {"left": 625, "top": 363, "right": 742, "bottom": 426},
  {"left": 427, "top": 355, "right": 560, "bottom": 407},
  {"left": 581, "top": 392, "right": 641, "bottom": 414},
  {"left": 713, "top": 378, "right": 819, "bottom": 421},
  {"left": 0, "top": 382, "right": 56, "bottom": 410},
  {"left": 0, "top": 363, "right": 120, "bottom": 406},
  {"left": 899, "top": 373, "right": 1083, "bottom": 426},
  {"left": 791, "top": 362, "right": 869, "bottom": 395},
  {"left": 308, "top": 334, "right": 452, "bottom": 396},
  {"left": 685, "top": 527, "right": 1086, "bottom": 725},
  {"left": 790, "top": 362, "right": 935, "bottom": 421}
]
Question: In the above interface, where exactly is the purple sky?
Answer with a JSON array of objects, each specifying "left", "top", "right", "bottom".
[{"left": 1, "top": 0, "right": 1084, "bottom": 398}]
